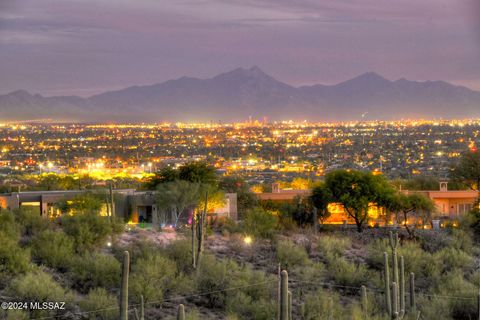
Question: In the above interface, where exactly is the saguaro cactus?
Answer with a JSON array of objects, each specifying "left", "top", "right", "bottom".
[
  {"left": 109, "top": 180, "right": 115, "bottom": 217},
  {"left": 392, "top": 282, "right": 399, "bottom": 319},
  {"left": 191, "top": 209, "right": 196, "bottom": 269},
  {"left": 196, "top": 191, "right": 208, "bottom": 269},
  {"left": 361, "top": 285, "right": 368, "bottom": 319},
  {"left": 177, "top": 304, "right": 185, "bottom": 320},
  {"left": 280, "top": 270, "right": 289, "bottom": 320},
  {"left": 120, "top": 251, "right": 130, "bottom": 320},
  {"left": 477, "top": 290, "right": 480, "bottom": 320},
  {"left": 139, "top": 295, "right": 144, "bottom": 320},
  {"left": 410, "top": 273, "right": 416, "bottom": 311},
  {"left": 384, "top": 252, "right": 392, "bottom": 316},
  {"left": 389, "top": 231, "right": 400, "bottom": 307},
  {"left": 400, "top": 256, "right": 405, "bottom": 313},
  {"left": 288, "top": 290, "right": 292, "bottom": 320}
]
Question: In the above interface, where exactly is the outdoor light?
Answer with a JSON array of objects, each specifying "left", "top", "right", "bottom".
[{"left": 244, "top": 236, "right": 252, "bottom": 245}]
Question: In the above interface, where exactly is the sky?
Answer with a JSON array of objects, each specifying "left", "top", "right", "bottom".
[{"left": 1, "top": 0, "right": 479, "bottom": 96}]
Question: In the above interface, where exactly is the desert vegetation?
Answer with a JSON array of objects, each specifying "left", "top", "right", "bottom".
[{"left": 0, "top": 154, "right": 479, "bottom": 319}]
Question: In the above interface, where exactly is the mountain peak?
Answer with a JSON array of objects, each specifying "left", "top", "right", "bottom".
[
  {"left": 7, "top": 89, "right": 32, "bottom": 97},
  {"left": 355, "top": 72, "right": 389, "bottom": 82}
]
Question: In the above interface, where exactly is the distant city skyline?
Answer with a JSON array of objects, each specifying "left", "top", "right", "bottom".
[{"left": 1, "top": 0, "right": 480, "bottom": 96}]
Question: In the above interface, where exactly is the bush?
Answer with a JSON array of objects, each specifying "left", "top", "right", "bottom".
[
  {"left": 30, "top": 229, "right": 74, "bottom": 271},
  {"left": 60, "top": 213, "right": 121, "bottom": 252},
  {"left": 0, "top": 211, "right": 20, "bottom": 239},
  {"left": 276, "top": 239, "right": 309, "bottom": 269},
  {"left": 300, "top": 289, "right": 343, "bottom": 320},
  {"left": 7, "top": 268, "right": 72, "bottom": 318},
  {"left": 195, "top": 254, "right": 276, "bottom": 313},
  {"left": 327, "top": 256, "right": 369, "bottom": 288},
  {"left": 15, "top": 208, "right": 51, "bottom": 237},
  {"left": 433, "top": 247, "right": 474, "bottom": 274},
  {"left": 130, "top": 253, "right": 177, "bottom": 304},
  {"left": 79, "top": 288, "right": 118, "bottom": 320},
  {"left": 195, "top": 255, "right": 231, "bottom": 308},
  {"left": 226, "top": 291, "right": 276, "bottom": 320},
  {"left": 114, "top": 239, "right": 160, "bottom": 264},
  {"left": 241, "top": 208, "right": 278, "bottom": 239},
  {"left": 317, "top": 235, "right": 351, "bottom": 261},
  {"left": 1, "top": 310, "right": 29, "bottom": 320},
  {"left": 68, "top": 252, "right": 120, "bottom": 293},
  {"left": 419, "top": 271, "right": 478, "bottom": 320},
  {"left": 0, "top": 232, "right": 30, "bottom": 277},
  {"left": 366, "top": 238, "right": 438, "bottom": 288},
  {"left": 165, "top": 239, "right": 193, "bottom": 274}
]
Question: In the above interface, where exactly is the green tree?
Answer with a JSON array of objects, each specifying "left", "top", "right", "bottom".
[
  {"left": 452, "top": 150, "right": 480, "bottom": 190},
  {"left": 242, "top": 208, "right": 278, "bottom": 239},
  {"left": 325, "top": 170, "right": 391, "bottom": 232},
  {"left": 388, "top": 193, "right": 435, "bottom": 238},
  {"left": 310, "top": 182, "right": 333, "bottom": 224},
  {"left": 179, "top": 161, "right": 217, "bottom": 185},
  {"left": 156, "top": 180, "right": 202, "bottom": 226},
  {"left": 37, "top": 173, "right": 62, "bottom": 190},
  {"left": 56, "top": 192, "right": 104, "bottom": 215},
  {"left": 145, "top": 166, "right": 179, "bottom": 189}
]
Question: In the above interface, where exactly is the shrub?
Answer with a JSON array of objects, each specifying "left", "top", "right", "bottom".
[
  {"left": 241, "top": 208, "right": 278, "bottom": 239},
  {"left": 0, "top": 211, "right": 20, "bottom": 239},
  {"left": 7, "top": 268, "right": 72, "bottom": 318},
  {"left": 195, "top": 255, "right": 230, "bottom": 308},
  {"left": 165, "top": 239, "right": 193, "bottom": 274},
  {"left": 327, "top": 256, "right": 369, "bottom": 288},
  {"left": 114, "top": 239, "right": 160, "bottom": 264},
  {"left": 317, "top": 235, "right": 351, "bottom": 261},
  {"left": 419, "top": 271, "right": 478, "bottom": 320},
  {"left": 130, "top": 253, "right": 177, "bottom": 304},
  {"left": 15, "top": 208, "right": 51, "bottom": 237},
  {"left": 79, "top": 288, "right": 118, "bottom": 320},
  {"left": 68, "top": 252, "right": 120, "bottom": 293},
  {"left": 300, "top": 289, "right": 343, "bottom": 320},
  {"left": 433, "top": 247, "right": 474, "bottom": 274},
  {"left": 0, "top": 232, "right": 30, "bottom": 277},
  {"left": 60, "top": 213, "right": 120, "bottom": 252},
  {"left": 1, "top": 310, "right": 29, "bottom": 320},
  {"left": 226, "top": 291, "right": 276, "bottom": 320},
  {"left": 30, "top": 229, "right": 74, "bottom": 271},
  {"left": 276, "top": 239, "right": 309, "bottom": 269},
  {"left": 291, "top": 262, "right": 325, "bottom": 285}
]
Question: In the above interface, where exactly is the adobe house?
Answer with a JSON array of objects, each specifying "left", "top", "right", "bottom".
[
  {"left": 0, "top": 190, "right": 238, "bottom": 227},
  {"left": 408, "top": 182, "right": 478, "bottom": 219},
  {"left": 257, "top": 182, "right": 478, "bottom": 226}
]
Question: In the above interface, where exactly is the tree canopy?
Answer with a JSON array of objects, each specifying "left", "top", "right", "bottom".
[
  {"left": 325, "top": 170, "right": 395, "bottom": 232},
  {"left": 146, "top": 161, "right": 217, "bottom": 190},
  {"left": 451, "top": 150, "right": 480, "bottom": 190}
]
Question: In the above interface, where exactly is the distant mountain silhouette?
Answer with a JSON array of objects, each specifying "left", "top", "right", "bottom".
[{"left": 1, "top": 66, "right": 480, "bottom": 122}]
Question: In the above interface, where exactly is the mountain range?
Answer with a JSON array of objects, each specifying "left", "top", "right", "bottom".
[{"left": 1, "top": 66, "right": 480, "bottom": 122}]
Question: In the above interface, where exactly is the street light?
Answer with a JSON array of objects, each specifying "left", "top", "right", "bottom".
[{"left": 148, "top": 162, "right": 152, "bottom": 173}]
